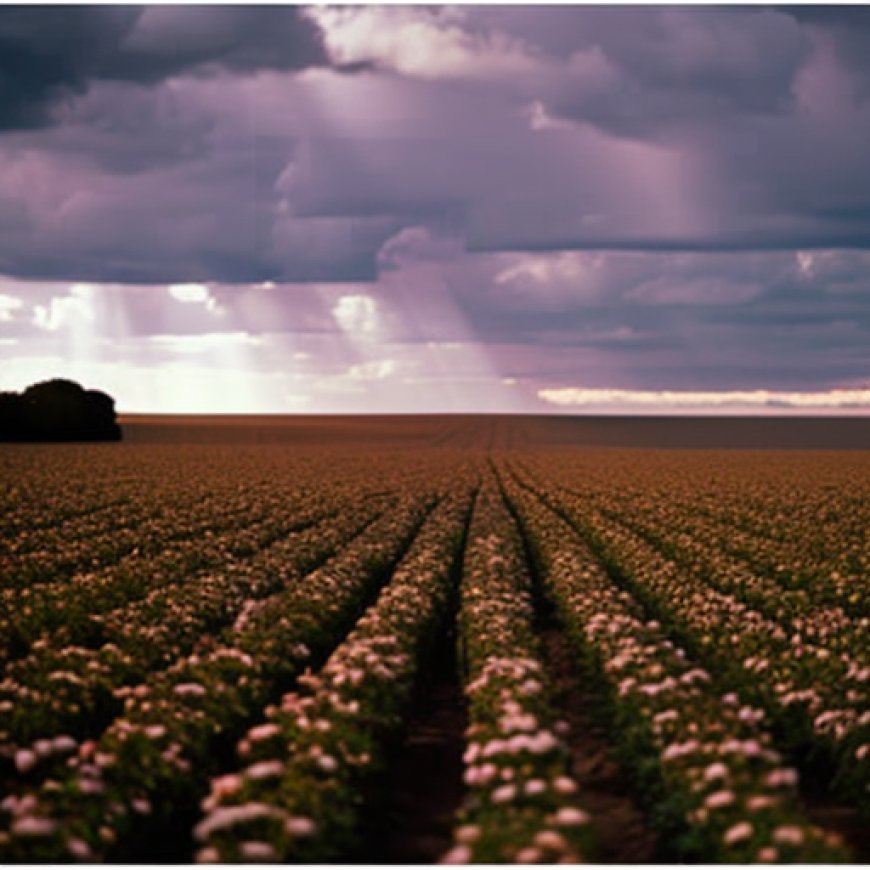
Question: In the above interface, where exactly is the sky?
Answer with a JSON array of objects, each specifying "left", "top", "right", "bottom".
[{"left": 1, "top": 4, "right": 870, "bottom": 414}]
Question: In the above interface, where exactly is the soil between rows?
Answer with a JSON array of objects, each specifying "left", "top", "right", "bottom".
[{"left": 376, "top": 622, "right": 468, "bottom": 863}]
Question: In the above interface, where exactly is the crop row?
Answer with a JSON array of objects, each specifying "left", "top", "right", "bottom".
[
  {"left": 444, "top": 475, "right": 594, "bottom": 864},
  {"left": 0, "top": 494, "right": 387, "bottom": 764},
  {"left": 523, "top": 452, "right": 870, "bottom": 614},
  {"left": 625, "top": 494, "right": 869, "bottom": 617},
  {"left": 513, "top": 463, "right": 870, "bottom": 813},
  {"left": 516, "top": 455, "right": 870, "bottom": 668},
  {"left": 0, "top": 490, "right": 340, "bottom": 664},
  {"left": 586, "top": 496, "right": 870, "bottom": 662},
  {"left": 195, "top": 480, "right": 475, "bottom": 862},
  {"left": 0, "top": 487, "right": 437, "bottom": 861},
  {"left": 501, "top": 466, "right": 847, "bottom": 862},
  {"left": 0, "top": 481, "right": 327, "bottom": 591}
]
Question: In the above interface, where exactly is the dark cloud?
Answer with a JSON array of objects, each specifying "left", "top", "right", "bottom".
[
  {"left": 466, "top": 6, "right": 810, "bottom": 138},
  {"left": 785, "top": 5, "right": 870, "bottom": 78},
  {"left": 96, "top": 6, "right": 326, "bottom": 82},
  {"left": 0, "top": 7, "right": 137, "bottom": 129},
  {"left": 0, "top": 6, "right": 325, "bottom": 131},
  {"left": 1, "top": 6, "right": 870, "bottom": 292}
]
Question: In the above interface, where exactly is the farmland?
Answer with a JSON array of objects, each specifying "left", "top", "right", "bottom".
[{"left": 1, "top": 416, "right": 870, "bottom": 863}]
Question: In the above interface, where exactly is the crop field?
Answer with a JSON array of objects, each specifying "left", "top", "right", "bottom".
[{"left": 1, "top": 416, "right": 870, "bottom": 863}]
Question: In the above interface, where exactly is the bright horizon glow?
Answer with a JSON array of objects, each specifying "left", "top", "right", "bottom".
[{"left": 539, "top": 387, "right": 870, "bottom": 412}]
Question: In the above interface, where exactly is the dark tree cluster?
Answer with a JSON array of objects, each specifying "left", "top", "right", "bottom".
[{"left": 0, "top": 379, "right": 122, "bottom": 442}]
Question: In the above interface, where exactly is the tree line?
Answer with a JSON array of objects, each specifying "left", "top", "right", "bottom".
[{"left": 0, "top": 379, "right": 121, "bottom": 442}]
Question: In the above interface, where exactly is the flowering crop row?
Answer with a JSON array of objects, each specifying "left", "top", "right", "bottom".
[
  {"left": 0, "top": 491, "right": 340, "bottom": 665},
  {"left": 0, "top": 447, "right": 133, "bottom": 540},
  {"left": 591, "top": 498, "right": 869, "bottom": 662},
  {"left": 0, "top": 487, "right": 438, "bottom": 861},
  {"left": 515, "top": 456, "right": 870, "bottom": 668},
  {"left": 642, "top": 498, "right": 868, "bottom": 617},
  {"left": 542, "top": 456, "right": 870, "bottom": 626},
  {"left": 522, "top": 468, "right": 870, "bottom": 811},
  {"left": 195, "top": 481, "right": 475, "bottom": 862},
  {"left": 520, "top": 451, "right": 870, "bottom": 616},
  {"left": 501, "top": 467, "right": 848, "bottom": 862},
  {"left": 1, "top": 495, "right": 134, "bottom": 561},
  {"left": 0, "top": 494, "right": 386, "bottom": 763},
  {"left": 0, "top": 484, "right": 280, "bottom": 591},
  {"left": 443, "top": 476, "right": 595, "bottom": 864}
]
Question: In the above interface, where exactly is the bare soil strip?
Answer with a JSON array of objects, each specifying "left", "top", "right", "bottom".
[
  {"left": 537, "top": 616, "right": 662, "bottom": 862},
  {"left": 376, "top": 623, "right": 468, "bottom": 863}
]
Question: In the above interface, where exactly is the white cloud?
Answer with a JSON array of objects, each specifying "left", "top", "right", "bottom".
[
  {"left": 308, "top": 7, "right": 538, "bottom": 81},
  {"left": 168, "top": 283, "right": 210, "bottom": 303},
  {"left": 538, "top": 386, "right": 870, "bottom": 409},
  {"left": 332, "top": 294, "right": 378, "bottom": 335},
  {"left": 149, "top": 332, "right": 263, "bottom": 354},
  {"left": 167, "top": 283, "right": 223, "bottom": 315},
  {"left": 32, "top": 283, "right": 96, "bottom": 332},
  {"left": 626, "top": 275, "right": 763, "bottom": 305},
  {"left": 347, "top": 358, "right": 397, "bottom": 381},
  {"left": 0, "top": 293, "right": 23, "bottom": 322}
]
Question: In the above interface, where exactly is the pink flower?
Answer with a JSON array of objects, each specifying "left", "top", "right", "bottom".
[{"left": 723, "top": 822, "right": 753, "bottom": 845}]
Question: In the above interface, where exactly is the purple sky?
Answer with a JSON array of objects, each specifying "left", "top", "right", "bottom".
[{"left": 1, "top": 5, "right": 870, "bottom": 413}]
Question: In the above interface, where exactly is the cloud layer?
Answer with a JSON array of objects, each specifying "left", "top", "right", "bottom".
[{"left": 1, "top": 6, "right": 869, "bottom": 412}]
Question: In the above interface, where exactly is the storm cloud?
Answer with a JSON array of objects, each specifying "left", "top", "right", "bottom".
[
  {"left": 1, "top": 6, "right": 869, "bottom": 412},
  {"left": 0, "top": 6, "right": 325, "bottom": 129}
]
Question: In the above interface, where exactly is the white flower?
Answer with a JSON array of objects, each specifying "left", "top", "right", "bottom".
[
  {"left": 555, "top": 807, "right": 590, "bottom": 826},
  {"left": 703, "top": 762, "right": 729, "bottom": 782},
  {"left": 523, "top": 779, "right": 546, "bottom": 796},
  {"left": 316, "top": 754, "right": 338, "bottom": 773},
  {"left": 34, "top": 739, "right": 54, "bottom": 758},
  {"left": 11, "top": 816, "right": 57, "bottom": 837},
  {"left": 285, "top": 817, "right": 316, "bottom": 838},
  {"left": 441, "top": 845, "right": 472, "bottom": 863},
  {"left": 193, "top": 803, "right": 286, "bottom": 842},
  {"left": 463, "top": 743, "right": 481, "bottom": 764},
  {"left": 66, "top": 837, "right": 92, "bottom": 859},
  {"left": 482, "top": 738, "right": 507, "bottom": 758},
  {"left": 15, "top": 749, "right": 38, "bottom": 774},
  {"left": 174, "top": 682, "right": 207, "bottom": 697},
  {"left": 52, "top": 735, "right": 78, "bottom": 754},
  {"left": 211, "top": 773, "right": 244, "bottom": 800},
  {"left": 723, "top": 821, "right": 753, "bottom": 845},
  {"left": 533, "top": 830, "right": 568, "bottom": 851},
  {"left": 773, "top": 826, "right": 805, "bottom": 846},
  {"left": 527, "top": 731, "right": 558, "bottom": 754},
  {"left": 248, "top": 723, "right": 281, "bottom": 742},
  {"left": 245, "top": 760, "right": 285, "bottom": 781},
  {"left": 704, "top": 790, "right": 736, "bottom": 810},
  {"left": 239, "top": 841, "right": 278, "bottom": 861},
  {"left": 455, "top": 825, "right": 481, "bottom": 844},
  {"left": 553, "top": 776, "right": 578, "bottom": 794},
  {"left": 765, "top": 768, "right": 798, "bottom": 788},
  {"left": 492, "top": 784, "right": 517, "bottom": 804}
]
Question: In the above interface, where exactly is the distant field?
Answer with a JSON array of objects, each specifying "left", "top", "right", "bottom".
[
  {"left": 120, "top": 412, "right": 870, "bottom": 450},
  {"left": 1, "top": 417, "right": 869, "bottom": 862}
]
